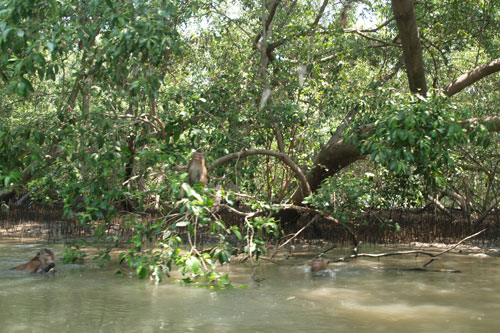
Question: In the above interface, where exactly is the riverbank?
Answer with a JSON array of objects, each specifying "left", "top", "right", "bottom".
[{"left": 1, "top": 204, "right": 499, "bottom": 251}]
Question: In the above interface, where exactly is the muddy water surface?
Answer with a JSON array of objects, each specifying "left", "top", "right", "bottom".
[{"left": 1, "top": 240, "right": 500, "bottom": 332}]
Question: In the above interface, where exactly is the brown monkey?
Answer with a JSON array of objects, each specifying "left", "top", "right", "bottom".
[
  {"left": 12, "top": 248, "right": 56, "bottom": 273},
  {"left": 310, "top": 256, "right": 328, "bottom": 272},
  {"left": 187, "top": 151, "right": 207, "bottom": 187}
]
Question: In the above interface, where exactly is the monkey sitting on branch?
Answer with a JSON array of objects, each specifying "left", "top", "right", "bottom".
[
  {"left": 188, "top": 151, "right": 207, "bottom": 187},
  {"left": 180, "top": 151, "right": 208, "bottom": 198}
]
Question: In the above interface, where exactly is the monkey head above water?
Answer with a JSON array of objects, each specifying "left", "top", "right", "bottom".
[
  {"left": 12, "top": 248, "right": 56, "bottom": 273},
  {"left": 310, "top": 256, "right": 328, "bottom": 272}
]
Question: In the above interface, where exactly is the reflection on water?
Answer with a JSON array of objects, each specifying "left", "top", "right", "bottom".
[{"left": 1, "top": 240, "right": 500, "bottom": 332}]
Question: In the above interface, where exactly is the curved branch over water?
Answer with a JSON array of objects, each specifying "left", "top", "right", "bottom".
[{"left": 208, "top": 149, "right": 312, "bottom": 198}]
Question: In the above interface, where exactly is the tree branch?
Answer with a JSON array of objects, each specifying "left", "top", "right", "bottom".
[
  {"left": 391, "top": 0, "right": 427, "bottom": 95},
  {"left": 311, "top": 0, "right": 329, "bottom": 28},
  {"left": 332, "top": 229, "right": 486, "bottom": 263},
  {"left": 254, "top": 0, "right": 282, "bottom": 46},
  {"left": 290, "top": 116, "right": 500, "bottom": 204},
  {"left": 443, "top": 58, "right": 500, "bottom": 97},
  {"left": 345, "top": 17, "right": 395, "bottom": 33},
  {"left": 208, "top": 149, "right": 311, "bottom": 197},
  {"left": 345, "top": 29, "right": 401, "bottom": 47},
  {"left": 278, "top": 204, "right": 358, "bottom": 245}
]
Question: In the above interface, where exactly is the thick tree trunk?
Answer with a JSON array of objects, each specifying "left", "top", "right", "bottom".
[
  {"left": 391, "top": 0, "right": 427, "bottom": 95},
  {"left": 290, "top": 2, "right": 500, "bottom": 205},
  {"left": 290, "top": 116, "right": 500, "bottom": 204},
  {"left": 290, "top": 140, "right": 363, "bottom": 203}
]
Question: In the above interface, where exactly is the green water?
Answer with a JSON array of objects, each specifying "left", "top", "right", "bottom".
[{"left": 1, "top": 240, "right": 500, "bottom": 332}]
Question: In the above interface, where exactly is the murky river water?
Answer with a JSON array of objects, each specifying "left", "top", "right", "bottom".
[{"left": 1, "top": 239, "right": 500, "bottom": 332}]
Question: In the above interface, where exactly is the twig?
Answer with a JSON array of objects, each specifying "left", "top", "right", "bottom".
[
  {"left": 218, "top": 204, "right": 254, "bottom": 217},
  {"left": 345, "top": 17, "right": 394, "bottom": 33},
  {"left": 345, "top": 29, "right": 401, "bottom": 47},
  {"left": 474, "top": 198, "right": 499, "bottom": 226},
  {"left": 278, "top": 216, "right": 319, "bottom": 249},
  {"left": 432, "top": 228, "right": 486, "bottom": 257},
  {"left": 271, "top": 216, "right": 319, "bottom": 259},
  {"left": 317, "top": 244, "right": 337, "bottom": 257},
  {"left": 277, "top": 204, "right": 358, "bottom": 245}
]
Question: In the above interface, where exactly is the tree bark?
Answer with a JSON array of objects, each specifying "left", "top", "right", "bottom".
[
  {"left": 443, "top": 58, "right": 500, "bottom": 97},
  {"left": 391, "top": 0, "right": 427, "bottom": 95},
  {"left": 288, "top": 3, "right": 498, "bottom": 205},
  {"left": 290, "top": 116, "right": 500, "bottom": 204},
  {"left": 290, "top": 140, "right": 364, "bottom": 203}
]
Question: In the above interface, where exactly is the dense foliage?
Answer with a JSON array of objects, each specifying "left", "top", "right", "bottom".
[{"left": 1, "top": 0, "right": 499, "bottom": 285}]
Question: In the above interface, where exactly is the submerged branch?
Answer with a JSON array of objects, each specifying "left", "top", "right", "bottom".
[{"left": 331, "top": 229, "right": 486, "bottom": 265}]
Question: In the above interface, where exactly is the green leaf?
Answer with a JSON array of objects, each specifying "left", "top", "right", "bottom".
[
  {"left": 2, "top": 28, "right": 12, "bottom": 39},
  {"left": 176, "top": 221, "right": 189, "bottom": 227},
  {"left": 46, "top": 41, "right": 55, "bottom": 53},
  {"left": 137, "top": 266, "right": 148, "bottom": 279},
  {"left": 232, "top": 228, "right": 242, "bottom": 240}
]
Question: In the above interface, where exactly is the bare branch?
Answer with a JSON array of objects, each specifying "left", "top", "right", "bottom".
[
  {"left": 345, "top": 29, "right": 401, "bottom": 47},
  {"left": 473, "top": 198, "right": 499, "bottom": 226},
  {"left": 311, "top": 0, "right": 329, "bottom": 28},
  {"left": 272, "top": 120, "right": 285, "bottom": 153},
  {"left": 332, "top": 229, "right": 486, "bottom": 263},
  {"left": 460, "top": 116, "right": 500, "bottom": 132},
  {"left": 208, "top": 149, "right": 312, "bottom": 197},
  {"left": 254, "top": 0, "right": 283, "bottom": 46},
  {"left": 117, "top": 114, "right": 161, "bottom": 133},
  {"left": 345, "top": 17, "right": 394, "bottom": 33},
  {"left": 427, "top": 195, "right": 452, "bottom": 216},
  {"left": 332, "top": 249, "right": 437, "bottom": 262},
  {"left": 430, "top": 229, "right": 486, "bottom": 257},
  {"left": 379, "top": 56, "right": 404, "bottom": 82},
  {"left": 277, "top": 204, "right": 358, "bottom": 245},
  {"left": 391, "top": 0, "right": 427, "bottom": 95},
  {"left": 328, "top": 105, "right": 360, "bottom": 145},
  {"left": 263, "top": 0, "right": 331, "bottom": 58},
  {"left": 218, "top": 204, "right": 253, "bottom": 217},
  {"left": 277, "top": 215, "right": 320, "bottom": 251},
  {"left": 209, "top": 4, "right": 254, "bottom": 42},
  {"left": 319, "top": 54, "right": 336, "bottom": 63},
  {"left": 443, "top": 58, "right": 500, "bottom": 97}
]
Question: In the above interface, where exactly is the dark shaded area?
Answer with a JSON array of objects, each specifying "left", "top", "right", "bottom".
[
  {"left": 2, "top": 204, "right": 500, "bottom": 247},
  {"left": 281, "top": 207, "right": 500, "bottom": 247},
  {"left": 0, "top": 204, "right": 128, "bottom": 241}
]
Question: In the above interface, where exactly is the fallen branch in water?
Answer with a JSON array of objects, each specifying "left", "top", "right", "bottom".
[
  {"left": 271, "top": 216, "right": 320, "bottom": 259},
  {"left": 330, "top": 229, "right": 486, "bottom": 268},
  {"left": 278, "top": 204, "right": 359, "bottom": 246}
]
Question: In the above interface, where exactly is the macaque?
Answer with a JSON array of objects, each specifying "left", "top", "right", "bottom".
[
  {"left": 310, "top": 256, "right": 328, "bottom": 272},
  {"left": 12, "top": 248, "right": 56, "bottom": 274},
  {"left": 187, "top": 151, "right": 207, "bottom": 188},
  {"left": 339, "top": 11, "right": 347, "bottom": 27}
]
